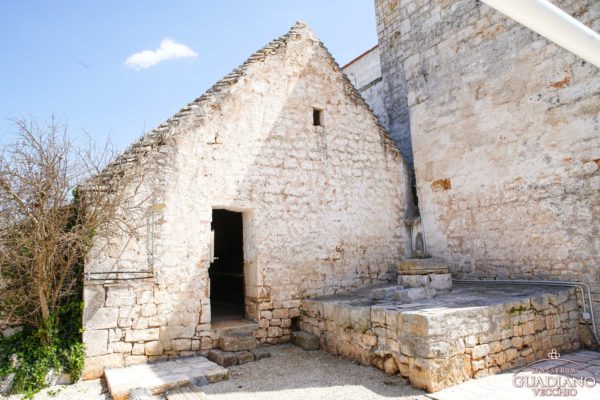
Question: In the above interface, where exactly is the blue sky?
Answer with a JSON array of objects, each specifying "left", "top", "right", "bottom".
[{"left": 0, "top": 1, "right": 377, "bottom": 150}]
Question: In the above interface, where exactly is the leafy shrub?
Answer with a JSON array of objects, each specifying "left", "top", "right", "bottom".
[{"left": 0, "top": 293, "right": 83, "bottom": 398}]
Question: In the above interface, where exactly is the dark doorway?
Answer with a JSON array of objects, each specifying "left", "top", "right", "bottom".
[{"left": 210, "top": 209, "right": 245, "bottom": 321}]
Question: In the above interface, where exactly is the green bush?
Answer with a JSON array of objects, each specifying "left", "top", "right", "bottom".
[{"left": 0, "top": 294, "right": 84, "bottom": 398}]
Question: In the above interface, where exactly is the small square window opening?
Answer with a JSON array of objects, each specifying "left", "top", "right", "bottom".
[{"left": 313, "top": 108, "right": 323, "bottom": 127}]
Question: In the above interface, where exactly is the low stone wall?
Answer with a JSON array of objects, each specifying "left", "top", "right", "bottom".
[
  {"left": 83, "top": 279, "right": 301, "bottom": 379},
  {"left": 253, "top": 300, "right": 302, "bottom": 345},
  {"left": 83, "top": 280, "right": 224, "bottom": 379},
  {"left": 300, "top": 284, "right": 581, "bottom": 392}
]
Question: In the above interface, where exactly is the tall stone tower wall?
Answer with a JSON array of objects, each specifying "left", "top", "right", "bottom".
[{"left": 375, "top": 0, "right": 600, "bottom": 341}]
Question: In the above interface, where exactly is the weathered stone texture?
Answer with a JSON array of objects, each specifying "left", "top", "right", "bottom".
[
  {"left": 374, "top": 0, "right": 414, "bottom": 170},
  {"left": 342, "top": 45, "right": 388, "bottom": 128},
  {"left": 104, "top": 356, "right": 228, "bottom": 400},
  {"left": 301, "top": 284, "right": 581, "bottom": 392},
  {"left": 292, "top": 330, "right": 320, "bottom": 351},
  {"left": 82, "top": 22, "right": 410, "bottom": 377},
  {"left": 375, "top": 0, "right": 600, "bottom": 335}
]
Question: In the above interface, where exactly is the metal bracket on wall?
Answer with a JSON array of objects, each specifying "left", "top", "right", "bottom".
[{"left": 85, "top": 271, "right": 154, "bottom": 281}]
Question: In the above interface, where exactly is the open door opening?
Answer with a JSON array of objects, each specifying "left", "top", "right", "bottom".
[{"left": 210, "top": 209, "right": 245, "bottom": 321}]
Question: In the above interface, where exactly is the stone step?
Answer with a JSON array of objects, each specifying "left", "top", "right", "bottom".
[
  {"left": 218, "top": 334, "right": 258, "bottom": 351},
  {"left": 392, "top": 287, "right": 437, "bottom": 302},
  {"left": 369, "top": 285, "right": 405, "bottom": 300},
  {"left": 398, "top": 273, "right": 452, "bottom": 290},
  {"left": 166, "top": 385, "right": 209, "bottom": 400},
  {"left": 104, "top": 356, "right": 228, "bottom": 400},
  {"left": 207, "top": 348, "right": 271, "bottom": 367},
  {"left": 211, "top": 319, "right": 258, "bottom": 337}
]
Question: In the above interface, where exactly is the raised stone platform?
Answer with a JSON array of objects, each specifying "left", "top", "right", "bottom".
[
  {"left": 104, "top": 355, "right": 228, "bottom": 400},
  {"left": 300, "top": 282, "right": 581, "bottom": 393}
]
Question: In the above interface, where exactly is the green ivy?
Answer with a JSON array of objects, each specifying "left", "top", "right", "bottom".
[{"left": 0, "top": 288, "right": 84, "bottom": 398}]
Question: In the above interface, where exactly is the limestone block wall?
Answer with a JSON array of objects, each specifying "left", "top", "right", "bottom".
[
  {"left": 301, "top": 286, "right": 580, "bottom": 392},
  {"left": 342, "top": 46, "right": 388, "bottom": 128},
  {"left": 82, "top": 23, "right": 410, "bottom": 378},
  {"left": 374, "top": 1, "right": 413, "bottom": 169},
  {"left": 375, "top": 0, "right": 600, "bottom": 335}
]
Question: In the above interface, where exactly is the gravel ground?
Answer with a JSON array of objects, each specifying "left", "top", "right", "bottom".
[
  {"left": 2, "top": 345, "right": 428, "bottom": 400},
  {"left": 203, "top": 345, "right": 428, "bottom": 400}
]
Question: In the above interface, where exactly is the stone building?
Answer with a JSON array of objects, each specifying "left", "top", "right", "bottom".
[
  {"left": 290, "top": 0, "right": 598, "bottom": 391},
  {"left": 369, "top": 0, "right": 599, "bottom": 338},
  {"left": 79, "top": 0, "right": 600, "bottom": 393},
  {"left": 341, "top": 45, "right": 387, "bottom": 129},
  {"left": 82, "top": 22, "right": 410, "bottom": 378}
]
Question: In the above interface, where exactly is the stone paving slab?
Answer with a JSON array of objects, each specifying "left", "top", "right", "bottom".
[
  {"left": 104, "top": 356, "right": 228, "bottom": 400},
  {"left": 429, "top": 349, "right": 600, "bottom": 400},
  {"left": 166, "top": 385, "right": 209, "bottom": 400}
]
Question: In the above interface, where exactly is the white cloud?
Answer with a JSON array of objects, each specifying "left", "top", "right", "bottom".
[{"left": 125, "top": 38, "right": 198, "bottom": 70}]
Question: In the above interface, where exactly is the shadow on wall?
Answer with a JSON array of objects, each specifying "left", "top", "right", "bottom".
[{"left": 82, "top": 24, "right": 410, "bottom": 375}]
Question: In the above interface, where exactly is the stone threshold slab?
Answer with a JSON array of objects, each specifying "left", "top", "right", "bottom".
[
  {"left": 212, "top": 319, "right": 258, "bottom": 335},
  {"left": 104, "top": 356, "right": 228, "bottom": 400}
]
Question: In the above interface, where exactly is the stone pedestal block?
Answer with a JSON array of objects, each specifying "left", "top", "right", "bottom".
[
  {"left": 392, "top": 287, "right": 437, "bottom": 302},
  {"left": 292, "top": 331, "right": 320, "bottom": 351},
  {"left": 397, "top": 258, "right": 449, "bottom": 275},
  {"left": 397, "top": 273, "right": 452, "bottom": 290},
  {"left": 397, "top": 258, "right": 452, "bottom": 291}
]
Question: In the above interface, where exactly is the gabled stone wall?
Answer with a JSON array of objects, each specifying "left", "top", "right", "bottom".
[{"left": 82, "top": 22, "right": 410, "bottom": 378}]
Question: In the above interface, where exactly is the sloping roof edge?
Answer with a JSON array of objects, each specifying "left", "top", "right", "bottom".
[
  {"left": 100, "top": 22, "right": 400, "bottom": 179},
  {"left": 341, "top": 44, "right": 379, "bottom": 70}
]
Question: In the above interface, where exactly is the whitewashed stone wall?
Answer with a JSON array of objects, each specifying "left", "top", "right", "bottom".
[
  {"left": 375, "top": 0, "right": 600, "bottom": 341},
  {"left": 342, "top": 46, "right": 388, "bottom": 128},
  {"left": 82, "top": 22, "right": 410, "bottom": 378}
]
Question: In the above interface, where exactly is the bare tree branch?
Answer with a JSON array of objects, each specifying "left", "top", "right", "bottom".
[{"left": 0, "top": 116, "right": 147, "bottom": 340}]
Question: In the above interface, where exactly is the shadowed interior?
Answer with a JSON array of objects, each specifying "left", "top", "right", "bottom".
[{"left": 210, "top": 209, "right": 245, "bottom": 321}]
